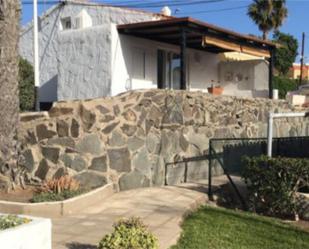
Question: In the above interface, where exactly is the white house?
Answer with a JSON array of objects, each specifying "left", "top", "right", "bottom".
[{"left": 19, "top": 1, "right": 276, "bottom": 109}]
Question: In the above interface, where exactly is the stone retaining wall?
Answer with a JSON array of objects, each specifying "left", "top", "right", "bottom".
[{"left": 18, "top": 90, "right": 309, "bottom": 191}]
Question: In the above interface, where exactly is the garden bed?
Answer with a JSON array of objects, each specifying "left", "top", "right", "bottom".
[
  {"left": 0, "top": 183, "right": 114, "bottom": 217},
  {"left": 0, "top": 214, "right": 51, "bottom": 249}
]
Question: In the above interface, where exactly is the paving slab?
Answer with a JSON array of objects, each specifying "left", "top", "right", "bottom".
[{"left": 52, "top": 183, "right": 209, "bottom": 249}]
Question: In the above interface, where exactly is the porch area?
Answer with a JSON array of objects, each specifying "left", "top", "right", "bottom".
[{"left": 116, "top": 17, "right": 277, "bottom": 98}]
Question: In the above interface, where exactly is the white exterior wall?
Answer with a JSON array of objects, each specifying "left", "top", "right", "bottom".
[
  {"left": 111, "top": 29, "right": 220, "bottom": 96},
  {"left": 218, "top": 60, "right": 269, "bottom": 98},
  {"left": 19, "top": 3, "right": 163, "bottom": 102}
]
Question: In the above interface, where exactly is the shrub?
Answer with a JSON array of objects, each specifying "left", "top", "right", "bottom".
[
  {"left": 31, "top": 176, "right": 84, "bottom": 203},
  {"left": 0, "top": 215, "right": 31, "bottom": 230},
  {"left": 19, "top": 57, "right": 35, "bottom": 112},
  {"left": 31, "top": 189, "right": 85, "bottom": 203},
  {"left": 40, "top": 175, "right": 80, "bottom": 194},
  {"left": 99, "top": 217, "right": 159, "bottom": 249},
  {"left": 273, "top": 76, "right": 298, "bottom": 99},
  {"left": 242, "top": 156, "right": 309, "bottom": 218}
]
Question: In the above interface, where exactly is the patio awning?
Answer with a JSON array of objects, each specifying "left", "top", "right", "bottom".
[
  {"left": 117, "top": 17, "right": 276, "bottom": 57},
  {"left": 118, "top": 17, "right": 276, "bottom": 98}
]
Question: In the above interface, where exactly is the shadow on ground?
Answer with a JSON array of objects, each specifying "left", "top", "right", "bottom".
[{"left": 66, "top": 242, "right": 97, "bottom": 249}]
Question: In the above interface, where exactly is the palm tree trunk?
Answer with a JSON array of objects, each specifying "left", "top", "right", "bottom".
[
  {"left": 262, "top": 31, "right": 269, "bottom": 40},
  {"left": 0, "top": 0, "right": 21, "bottom": 190}
]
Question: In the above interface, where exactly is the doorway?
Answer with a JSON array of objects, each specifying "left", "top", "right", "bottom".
[{"left": 157, "top": 50, "right": 182, "bottom": 89}]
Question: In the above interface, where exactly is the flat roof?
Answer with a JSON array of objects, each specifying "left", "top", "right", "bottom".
[{"left": 118, "top": 17, "right": 276, "bottom": 55}]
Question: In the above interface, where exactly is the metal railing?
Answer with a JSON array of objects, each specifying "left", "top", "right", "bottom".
[{"left": 165, "top": 136, "right": 309, "bottom": 210}]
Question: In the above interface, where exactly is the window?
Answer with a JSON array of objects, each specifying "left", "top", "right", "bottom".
[
  {"left": 60, "top": 17, "right": 71, "bottom": 30},
  {"left": 132, "top": 48, "right": 146, "bottom": 79}
]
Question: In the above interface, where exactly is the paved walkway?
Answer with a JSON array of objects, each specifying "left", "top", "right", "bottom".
[{"left": 52, "top": 184, "right": 208, "bottom": 249}]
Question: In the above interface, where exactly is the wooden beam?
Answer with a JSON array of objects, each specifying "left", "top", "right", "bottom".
[{"left": 203, "top": 36, "right": 271, "bottom": 58}]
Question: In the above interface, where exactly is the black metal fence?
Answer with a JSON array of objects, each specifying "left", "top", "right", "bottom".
[{"left": 165, "top": 136, "right": 309, "bottom": 210}]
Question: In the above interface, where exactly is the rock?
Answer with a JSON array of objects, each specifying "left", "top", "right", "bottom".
[
  {"left": 35, "top": 159, "right": 50, "bottom": 180},
  {"left": 108, "top": 131, "right": 126, "bottom": 147},
  {"left": 128, "top": 136, "right": 144, "bottom": 151},
  {"left": 25, "top": 131, "right": 37, "bottom": 145},
  {"left": 100, "top": 115, "right": 115, "bottom": 122},
  {"left": 60, "top": 154, "right": 73, "bottom": 168},
  {"left": 148, "top": 106, "right": 161, "bottom": 123},
  {"left": 80, "top": 104, "right": 96, "bottom": 131},
  {"left": 119, "top": 171, "right": 150, "bottom": 191},
  {"left": 113, "top": 105, "right": 120, "bottom": 116},
  {"left": 76, "top": 134, "right": 104, "bottom": 156},
  {"left": 53, "top": 167, "right": 66, "bottom": 179},
  {"left": 71, "top": 119, "right": 80, "bottom": 138},
  {"left": 49, "top": 107, "right": 74, "bottom": 117},
  {"left": 96, "top": 105, "right": 110, "bottom": 114},
  {"left": 179, "top": 133, "right": 189, "bottom": 151},
  {"left": 70, "top": 155, "right": 87, "bottom": 172},
  {"left": 74, "top": 171, "right": 107, "bottom": 189},
  {"left": 47, "top": 137, "right": 75, "bottom": 148},
  {"left": 89, "top": 156, "right": 107, "bottom": 172},
  {"left": 107, "top": 147, "right": 131, "bottom": 172},
  {"left": 162, "top": 105, "right": 183, "bottom": 125},
  {"left": 151, "top": 155, "right": 165, "bottom": 186},
  {"left": 102, "top": 121, "right": 119, "bottom": 134},
  {"left": 121, "top": 124, "right": 137, "bottom": 136},
  {"left": 132, "top": 148, "right": 152, "bottom": 178},
  {"left": 146, "top": 133, "right": 161, "bottom": 154},
  {"left": 122, "top": 109, "right": 137, "bottom": 122},
  {"left": 166, "top": 163, "right": 185, "bottom": 185},
  {"left": 22, "top": 149, "right": 35, "bottom": 172},
  {"left": 36, "top": 124, "right": 56, "bottom": 141},
  {"left": 41, "top": 146, "right": 60, "bottom": 164},
  {"left": 20, "top": 113, "right": 47, "bottom": 122},
  {"left": 57, "top": 120, "right": 69, "bottom": 137},
  {"left": 0, "top": 174, "right": 11, "bottom": 191}
]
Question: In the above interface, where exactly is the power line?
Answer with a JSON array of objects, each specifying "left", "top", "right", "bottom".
[{"left": 178, "top": 5, "right": 248, "bottom": 15}]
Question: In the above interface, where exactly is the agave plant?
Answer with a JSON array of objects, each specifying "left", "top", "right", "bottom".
[{"left": 40, "top": 175, "right": 80, "bottom": 194}]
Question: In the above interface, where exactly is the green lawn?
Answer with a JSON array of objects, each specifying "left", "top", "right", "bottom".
[{"left": 171, "top": 206, "right": 309, "bottom": 249}]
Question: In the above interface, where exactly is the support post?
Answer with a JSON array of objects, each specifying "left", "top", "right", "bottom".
[
  {"left": 208, "top": 140, "right": 213, "bottom": 199},
  {"left": 33, "top": 0, "right": 40, "bottom": 111},
  {"left": 180, "top": 28, "right": 187, "bottom": 90},
  {"left": 268, "top": 49, "right": 274, "bottom": 99},
  {"left": 267, "top": 113, "right": 273, "bottom": 157}
]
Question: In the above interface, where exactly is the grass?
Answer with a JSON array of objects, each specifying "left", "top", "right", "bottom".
[{"left": 171, "top": 206, "right": 309, "bottom": 249}]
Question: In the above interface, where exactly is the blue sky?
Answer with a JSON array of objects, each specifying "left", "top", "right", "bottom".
[{"left": 22, "top": 0, "right": 309, "bottom": 62}]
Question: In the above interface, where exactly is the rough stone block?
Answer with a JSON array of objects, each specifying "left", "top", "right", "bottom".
[
  {"left": 74, "top": 171, "right": 107, "bottom": 189},
  {"left": 47, "top": 137, "right": 75, "bottom": 148},
  {"left": 36, "top": 124, "right": 56, "bottom": 141},
  {"left": 107, "top": 147, "right": 131, "bottom": 172},
  {"left": 89, "top": 155, "right": 107, "bottom": 172},
  {"left": 119, "top": 171, "right": 150, "bottom": 191},
  {"left": 70, "top": 119, "right": 80, "bottom": 138},
  {"left": 70, "top": 155, "right": 87, "bottom": 172},
  {"left": 22, "top": 149, "right": 35, "bottom": 172},
  {"left": 56, "top": 120, "right": 69, "bottom": 137},
  {"left": 35, "top": 159, "right": 50, "bottom": 180},
  {"left": 41, "top": 147, "right": 60, "bottom": 164},
  {"left": 76, "top": 134, "right": 104, "bottom": 156}
]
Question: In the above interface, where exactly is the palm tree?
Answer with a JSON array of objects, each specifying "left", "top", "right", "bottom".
[
  {"left": 0, "top": 0, "right": 21, "bottom": 190},
  {"left": 248, "top": 0, "right": 288, "bottom": 40}
]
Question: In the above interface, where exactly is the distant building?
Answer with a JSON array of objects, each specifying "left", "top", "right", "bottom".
[{"left": 289, "top": 63, "right": 309, "bottom": 80}]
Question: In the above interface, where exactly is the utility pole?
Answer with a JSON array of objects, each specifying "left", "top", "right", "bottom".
[
  {"left": 299, "top": 32, "right": 305, "bottom": 86},
  {"left": 33, "top": 0, "right": 40, "bottom": 111}
]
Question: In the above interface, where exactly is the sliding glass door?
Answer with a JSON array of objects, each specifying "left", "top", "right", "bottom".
[{"left": 158, "top": 50, "right": 181, "bottom": 89}]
